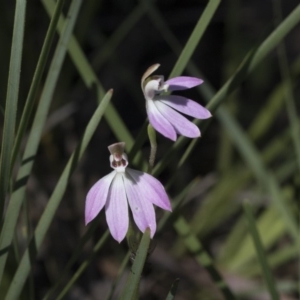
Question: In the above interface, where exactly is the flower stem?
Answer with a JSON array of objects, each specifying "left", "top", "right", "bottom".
[{"left": 147, "top": 124, "right": 157, "bottom": 173}]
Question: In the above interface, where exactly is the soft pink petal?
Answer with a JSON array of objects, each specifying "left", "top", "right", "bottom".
[
  {"left": 124, "top": 174, "right": 156, "bottom": 237},
  {"left": 155, "top": 101, "right": 200, "bottom": 138},
  {"left": 158, "top": 95, "right": 211, "bottom": 119},
  {"left": 164, "top": 76, "right": 203, "bottom": 91},
  {"left": 85, "top": 171, "right": 116, "bottom": 225},
  {"left": 127, "top": 168, "right": 172, "bottom": 211},
  {"left": 147, "top": 99, "right": 177, "bottom": 141},
  {"left": 105, "top": 173, "right": 129, "bottom": 242}
]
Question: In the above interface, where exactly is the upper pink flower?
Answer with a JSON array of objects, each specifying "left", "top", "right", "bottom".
[
  {"left": 85, "top": 142, "right": 172, "bottom": 243},
  {"left": 141, "top": 64, "right": 212, "bottom": 141}
]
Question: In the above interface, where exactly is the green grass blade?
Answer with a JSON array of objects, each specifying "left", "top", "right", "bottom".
[
  {"left": 276, "top": 32, "right": 300, "bottom": 175},
  {"left": 243, "top": 201, "right": 280, "bottom": 300},
  {"left": 0, "top": 0, "right": 26, "bottom": 220},
  {"left": 245, "top": 245, "right": 298, "bottom": 276},
  {"left": 165, "top": 278, "right": 180, "bottom": 300},
  {"left": 11, "top": 0, "right": 64, "bottom": 168},
  {"left": 4, "top": 89, "right": 112, "bottom": 300},
  {"left": 173, "top": 217, "right": 236, "bottom": 300},
  {"left": 120, "top": 229, "right": 151, "bottom": 300},
  {"left": 167, "top": 0, "right": 221, "bottom": 78},
  {"left": 0, "top": 0, "right": 83, "bottom": 285}
]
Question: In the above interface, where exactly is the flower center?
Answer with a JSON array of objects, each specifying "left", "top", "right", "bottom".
[
  {"left": 144, "top": 75, "right": 167, "bottom": 100},
  {"left": 109, "top": 152, "right": 128, "bottom": 172}
]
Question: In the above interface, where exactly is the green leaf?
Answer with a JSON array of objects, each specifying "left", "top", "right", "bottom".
[
  {"left": 168, "top": 0, "right": 221, "bottom": 78},
  {"left": 120, "top": 229, "right": 151, "bottom": 300},
  {"left": 0, "top": 0, "right": 26, "bottom": 220},
  {"left": 11, "top": 0, "right": 65, "bottom": 168}
]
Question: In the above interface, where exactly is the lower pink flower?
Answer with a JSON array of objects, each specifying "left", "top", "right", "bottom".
[{"left": 85, "top": 142, "right": 172, "bottom": 242}]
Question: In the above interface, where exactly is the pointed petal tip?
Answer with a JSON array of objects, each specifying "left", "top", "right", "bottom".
[
  {"left": 84, "top": 212, "right": 93, "bottom": 226},
  {"left": 160, "top": 132, "right": 177, "bottom": 141},
  {"left": 166, "top": 204, "right": 172, "bottom": 212},
  {"left": 84, "top": 215, "right": 93, "bottom": 226},
  {"left": 115, "top": 236, "right": 123, "bottom": 243},
  {"left": 201, "top": 108, "right": 212, "bottom": 119},
  {"left": 159, "top": 128, "right": 177, "bottom": 141},
  {"left": 169, "top": 134, "right": 177, "bottom": 141},
  {"left": 84, "top": 208, "right": 94, "bottom": 225},
  {"left": 111, "top": 230, "right": 126, "bottom": 243}
]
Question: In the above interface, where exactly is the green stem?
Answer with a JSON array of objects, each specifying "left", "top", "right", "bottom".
[{"left": 147, "top": 124, "right": 157, "bottom": 173}]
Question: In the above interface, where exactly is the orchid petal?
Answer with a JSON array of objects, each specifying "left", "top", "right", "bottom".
[
  {"left": 164, "top": 76, "right": 203, "bottom": 91},
  {"left": 155, "top": 101, "right": 200, "bottom": 138},
  {"left": 158, "top": 95, "right": 212, "bottom": 119},
  {"left": 85, "top": 171, "right": 116, "bottom": 225},
  {"left": 105, "top": 173, "right": 129, "bottom": 242},
  {"left": 124, "top": 173, "right": 156, "bottom": 237},
  {"left": 127, "top": 168, "right": 172, "bottom": 211},
  {"left": 147, "top": 99, "right": 177, "bottom": 141}
]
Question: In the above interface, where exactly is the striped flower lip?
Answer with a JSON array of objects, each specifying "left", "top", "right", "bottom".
[
  {"left": 85, "top": 142, "right": 172, "bottom": 243},
  {"left": 141, "top": 64, "right": 212, "bottom": 141}
]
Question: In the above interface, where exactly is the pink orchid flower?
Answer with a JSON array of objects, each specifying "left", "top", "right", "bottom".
[
  {"left": 85, "top": 142, "right": 172, "bottom": 242},
  {"left": 142, "top": 64, "right": 212, "bottom": 141}
]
